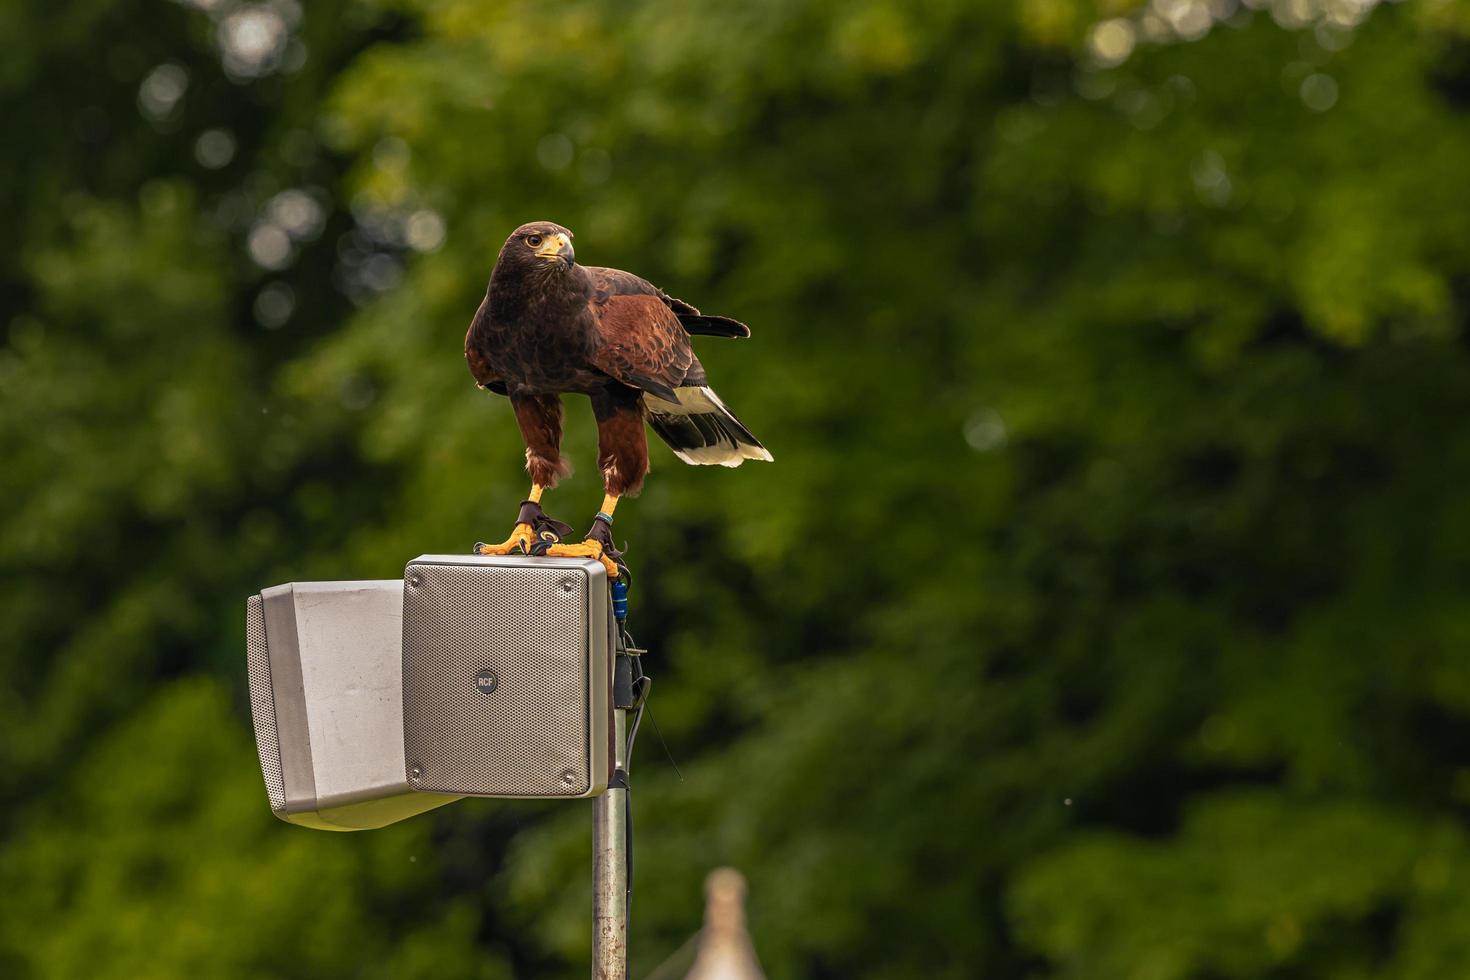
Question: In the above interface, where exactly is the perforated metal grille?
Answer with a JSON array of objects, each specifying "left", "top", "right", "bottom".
[
  {"left": 402, "top": 562, "right": 590, "bottom": 797},
  {"left": 245, "top": 595, "right": 286, "bottom": 813}
]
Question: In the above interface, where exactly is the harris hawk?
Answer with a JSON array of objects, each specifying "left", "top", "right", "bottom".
[{"left": 466, "top": 221, "right": 771, "bottom": 574}]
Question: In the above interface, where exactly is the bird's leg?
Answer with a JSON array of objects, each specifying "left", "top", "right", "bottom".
[
  {"left": 586, "top": 493, "right": 620, "bottom": 551},
  {"left": 544, "top": 493, "right": 620, "bottom": 577},
  {"left": 542, "top": 389, "right": 642, "bottom": 577},
  {"left": 475, "top": 484, "right": 549, "bottom": 556},
  {"left": 476, "top": 394, "right": 575, "bottom": 557}
]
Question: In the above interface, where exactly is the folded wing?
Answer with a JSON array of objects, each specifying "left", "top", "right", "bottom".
[
  {"left": 588, "top": 290, "right": 770, "bottom": 467},
  {"left": 588, "top": 266, "right": 751, "bottom": 340}
]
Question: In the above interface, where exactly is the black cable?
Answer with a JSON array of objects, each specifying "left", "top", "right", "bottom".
[
  {"left": 625, "top": 776, "right": 634, "bottom": 919},
  {"left": 616, "top": 620, "right": 643, "bottom": 919}
]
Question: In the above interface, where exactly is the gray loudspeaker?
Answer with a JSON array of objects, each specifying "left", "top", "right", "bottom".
[
  {"left": 401, "top": 554, "right": 613, "bottom": 799},
  {"left": 245, "top": 581, "right": 461, "bottom": 831},
  {"left": 245, "top": 557, "right": 613, "bottom": 830}
]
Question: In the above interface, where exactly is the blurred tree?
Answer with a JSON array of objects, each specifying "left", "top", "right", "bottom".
[
  {"left": 0, "top": 1, "right": 504, "bottom": 977},
  {"left": 5, "top": 0, "right": 1470, "bottom": 978}
]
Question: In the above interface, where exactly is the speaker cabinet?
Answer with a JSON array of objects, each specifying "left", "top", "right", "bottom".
[
  {"left": 245, "top": 581, "right": 461, "bottom": 831},
  {"left": 401, "top": 555, "right": 613, "bottom": 799},
  {"left": 245, "top": 558, "right": 612, "bottom": 830}
]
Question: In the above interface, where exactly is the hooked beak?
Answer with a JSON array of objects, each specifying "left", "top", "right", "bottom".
[{"left": 535, "top": 232, "right": 575, "bottom": 268}]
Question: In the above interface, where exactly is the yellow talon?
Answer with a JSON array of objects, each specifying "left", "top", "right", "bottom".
[
  {"left": 544, "top": 539, "right": 619, "bottom": 579},
  {"left": 475, "top": 522, "right": 536, "bottom": 556}
]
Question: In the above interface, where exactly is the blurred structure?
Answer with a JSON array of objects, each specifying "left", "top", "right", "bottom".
[{"left": 684, "top": 869, "right": 765, "bottom": 980}]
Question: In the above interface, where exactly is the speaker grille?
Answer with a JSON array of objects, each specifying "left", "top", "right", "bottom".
[
  {"left": 245, "top": 595, "right": 286, "bottom": 813},
  {"left": 402, "top": 561, "right": 591, "bottom": 796}
]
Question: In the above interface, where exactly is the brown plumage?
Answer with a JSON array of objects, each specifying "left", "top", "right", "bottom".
[{"left": 466, "top": 221, "right": 769, "bottom": 566}]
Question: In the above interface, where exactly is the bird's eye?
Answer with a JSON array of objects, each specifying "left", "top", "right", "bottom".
[{"left": 526, "top": 235, "right": 544, "bottom": 248}]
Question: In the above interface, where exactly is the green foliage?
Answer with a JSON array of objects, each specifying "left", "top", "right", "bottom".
[
  {"left": 5, "top": 0, "right": 1470, "bottom": 976},
  {"left": 1011, "top": 792, "right": 1470, "bottom": 979}
]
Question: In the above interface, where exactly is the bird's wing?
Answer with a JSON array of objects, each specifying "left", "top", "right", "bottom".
[
  {"left": 588, "top": 266, "right": 750, "bottom": 340},
  {"left": 464, "top": 295, "right": 507, "bottom": 393},
  {"left": 589, "top": 292, "right": 705, "bottom": 400}
]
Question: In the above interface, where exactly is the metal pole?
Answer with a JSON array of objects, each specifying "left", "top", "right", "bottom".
[{"left": 593, "top": 703, "right": 629, "bottom": 979}]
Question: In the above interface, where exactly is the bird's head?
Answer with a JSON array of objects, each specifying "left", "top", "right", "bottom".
[{"left": 497, "top": 221, "right": 576, "bottom": 275}]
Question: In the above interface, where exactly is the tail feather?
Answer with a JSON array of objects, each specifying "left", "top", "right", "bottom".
[{"left": 644, "top": 386, "right": 772, "bottom": 467}]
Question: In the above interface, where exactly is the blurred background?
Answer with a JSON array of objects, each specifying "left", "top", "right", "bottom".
[{"left": 5, "top": 0, "right": 1470, "bottom": 976}]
